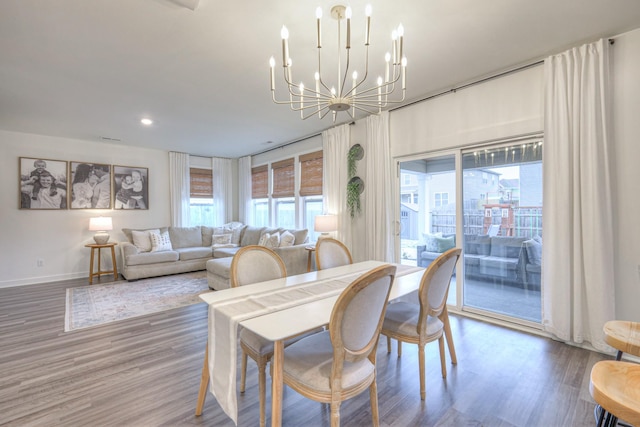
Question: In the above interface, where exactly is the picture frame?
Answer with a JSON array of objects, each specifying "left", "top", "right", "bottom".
[
  {"left": 113, "top": 165, "right": 149, "bottom": 210},
  {"left": 69, "top": 162, "right": 112, "bottom": 209},
  {"left": 19, "top": 157, "right": 68, "bottom": 209}
]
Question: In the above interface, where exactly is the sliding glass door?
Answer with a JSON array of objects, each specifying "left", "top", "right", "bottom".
[
  {"left": 397, "top": 138, "right": 543, "bottom": 323},
  {"left": 461, "top": 140, "right": 542, "bottom": 322}
]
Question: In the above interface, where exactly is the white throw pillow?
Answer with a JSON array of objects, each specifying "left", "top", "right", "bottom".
[
  {"left": 212, "top": 233, "right": 232, "bottom": 245},
  {"left": 265, "top": 232, "right": 280, "bottom": 249},
  {"left": 279, "top": 230, "right": 295, "bottom": 247},
  {"left": 132, "top": 229, "right": 159, "bottom": 252},
  {"left": 258, "top": 232, "right": 270, "bottom": 247},
  {"left": 150, "top": 230, "right": 173, "bottom": 252}
]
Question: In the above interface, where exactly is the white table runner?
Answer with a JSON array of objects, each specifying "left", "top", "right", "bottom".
[{"left": 203, "top": 262, "right": 423, "bottom": 424}]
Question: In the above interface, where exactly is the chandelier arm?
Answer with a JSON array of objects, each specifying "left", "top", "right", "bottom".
[
  {"left": 339, "top": 50, "right": 352, "bottom": 97},
  {"left": 316, "top": 47, "right": 331, "bottom": 95}
]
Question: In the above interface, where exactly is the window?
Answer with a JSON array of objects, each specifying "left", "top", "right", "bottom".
[
  {"left": 434, "top": 192, "right": 449, "bottom": 207},
  {"left": 299, "top": 151, "right": 324, "bottom": 240},
  {"left": 189, "top": 168, "right": 213, "bottom": 226},
  {"left": 250, "top": 150, "right": 324, "bottom": 232},
  {"left": 252, "top": 165, "right": 268, "bottom": 226},
  {"left": 271, "top": 158, "right": 294, "bottom": 199}
]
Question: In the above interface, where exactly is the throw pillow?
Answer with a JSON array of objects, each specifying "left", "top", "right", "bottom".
[
  {"left": 258, "top": 232, "right": 270, "bottom": 247},
  {"left": 150, "top": 230, "right": 173, "bottom": 252},
  {"left": 423, "top": 232, "right": 443, "bottom": 252},
  {"left": 265, "top": 233, "right": 280, "bottom": 249},
  {"left": 435, "top": 235, "right": 456, "bottom": 252},
  {"left": 212, "top": 233, "right": 232, "bottom": 246},
  {"left": 524, "top": 238, "right": 542, "bottom": 266},
  {"left": 132, "top": 229, "right": 159, "bottom": 252},
  {"left": 279, "top": 230, "right": 295, "bottom": 247}
]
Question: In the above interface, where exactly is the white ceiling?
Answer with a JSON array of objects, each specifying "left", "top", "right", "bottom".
[{"left": 1, "top": 0, "right": 640, "bottom": 158}]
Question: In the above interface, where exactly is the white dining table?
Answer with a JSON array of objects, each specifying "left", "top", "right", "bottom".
[{"left": 197, "top": 260, "right": 425, "bottom": 426}]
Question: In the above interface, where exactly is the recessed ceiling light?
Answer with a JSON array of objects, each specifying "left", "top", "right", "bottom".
[{"left": 141, "top": 118, "right": 153, "bottom": 126}]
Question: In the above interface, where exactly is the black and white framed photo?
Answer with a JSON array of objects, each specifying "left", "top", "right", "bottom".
[
  {"left": 113, "top": 165, "right": 149, "bottom": 210},
  {"left": 19, "top": 157, "right": 68, "bottom": 209},
  {"left": 69, "top": 162, "right": 112, "bottom": 209}
]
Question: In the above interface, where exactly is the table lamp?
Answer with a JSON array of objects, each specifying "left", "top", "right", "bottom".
[
  {"left": 314, "top": 214, "right": 337, "bottom": 239},
  {"left": 89, "top": 216, "right": 113, "bottom": 244}
]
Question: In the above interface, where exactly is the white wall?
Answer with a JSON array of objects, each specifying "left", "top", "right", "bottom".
[
  {"left": 611, "top": 29, "right": 640, "bottom": 322},
  {"left": 0, "top": 130, "right": 171, "bottom": 286}
]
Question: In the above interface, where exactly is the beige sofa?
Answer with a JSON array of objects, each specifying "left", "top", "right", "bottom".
[{"left": 119, "top": 224, "right": 310, "bottom": 281}]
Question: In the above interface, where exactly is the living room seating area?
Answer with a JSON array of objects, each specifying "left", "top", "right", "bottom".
[{"left": 119, "top": 222, "right": 310, "bottom": 281}]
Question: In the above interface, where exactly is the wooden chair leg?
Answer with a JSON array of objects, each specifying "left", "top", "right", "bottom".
[
  {"left": 438, "top": 336, "right": 447, "bottom": 378},
  {"left": 240, "top": 350, "right": 248, "bottom": 393},
  {"left": 195, "top": 343, "right": 209, "bottom": 416},
  {"left": 369, "top": 379, "right": 380, "bottom": 427},
  {"left": 419, "top": 344, "right": 426, "bottom": 400},
  {"left": 258, "top": 357, "right": 267, "bottom": 427},
  {"left": 330, "top": 400, "right": 341, "bottom": 427},
  {"left": 386, "top": 335, "right": 391, "bottom": 353},
  {"left": 441, "top": 308, "right": 457, "bottom": 364},
  {"left": 398, "top": 340, "right": 402, "bottom": 357}
]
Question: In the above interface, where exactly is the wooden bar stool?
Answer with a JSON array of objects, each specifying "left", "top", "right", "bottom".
[
  {"left": 589, "top": 360, "right": 640, "bottom": 427},
  {"left": 604, "top": 320, "right": 640, "bottom": 361}
]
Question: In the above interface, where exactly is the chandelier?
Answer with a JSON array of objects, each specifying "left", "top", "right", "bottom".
[{"left": 269, "top": 4, "right": 407, "bottom": 121}]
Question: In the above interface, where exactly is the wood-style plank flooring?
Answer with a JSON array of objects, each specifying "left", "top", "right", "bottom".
[{"left": 0, "top": 275, "right": 610, "bottom": 426}]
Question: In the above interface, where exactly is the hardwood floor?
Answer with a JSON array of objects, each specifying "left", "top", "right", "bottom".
[{"left": 0, "top": 276, "right": 608, "bottom": 426}]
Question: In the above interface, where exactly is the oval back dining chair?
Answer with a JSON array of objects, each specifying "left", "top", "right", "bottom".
[
  {"left": 315, "top": 238, "right": 353, "bottom": 270},
  {"left": 231, "top": 245, "right": 287, "bottom": 427},
  {"left": 380, "top": 247, "right": 461, "bottom": 400},
  {"left": 280, "top": 264, "right": 397, "bottom": 427}
]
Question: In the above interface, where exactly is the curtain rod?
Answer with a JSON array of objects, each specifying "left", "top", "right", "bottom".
[
  {"left": 390, "top": 59, "right": 545, "bottom": 113},
  {"left": 250, "top": 131, "right": 322, "bottom": 157}
]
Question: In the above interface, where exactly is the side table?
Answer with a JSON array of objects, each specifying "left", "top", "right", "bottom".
[
  {"left": 305, "top": 245, "right": 316, "bottom": 272},
  {"left": 85, "top": 242, "right": 118, "bottom": 284}
]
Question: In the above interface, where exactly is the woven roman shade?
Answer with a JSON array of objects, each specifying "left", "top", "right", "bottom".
[
  {"left": 271, "top": 158, "right": 294, "bottom": 198},
  {"left": 299, "top": 150, "right": 323, "bottom": 197},
  {"left": 190, "top": 168, "right": 213, "bottom": 198},
  {"left": 251, "top": 165, "right": 268, "bottom": 199}
]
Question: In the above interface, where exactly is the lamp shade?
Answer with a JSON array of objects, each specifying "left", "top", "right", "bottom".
[
  {"left": 314, "top": 214, "right": 337, "bottom": 233},
  {"left": 89, "top": 217, "right": 113, "bottom": 232}
]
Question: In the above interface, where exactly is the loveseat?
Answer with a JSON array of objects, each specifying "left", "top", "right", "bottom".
[
  {"left": 119, "top": 223, "right": 310, "bottom": 281},
  {"left": 417, "top": 233, "right": 542, "bottom": 288}
]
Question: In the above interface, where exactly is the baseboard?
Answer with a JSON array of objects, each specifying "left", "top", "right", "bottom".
[{"left": 0, "top": 272, "right": 87, "bottom": 288}]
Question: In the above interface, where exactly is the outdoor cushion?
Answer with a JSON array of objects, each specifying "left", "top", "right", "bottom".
[{"left": 523, "top": 238, "right": 542, "bottom": 266}]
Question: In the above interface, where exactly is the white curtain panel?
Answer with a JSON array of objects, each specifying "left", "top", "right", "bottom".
[
  {"left": 364, "top": 112, "right": 394, "bottom": 262},
  {"left": 237, "top": 155, "right": 253, "bottom": 225},
  {"left": 211, "top": 157, "right": 232, "bottom": 225},
  {"left": 542, "top": 39, "right": 615, "bottom": 351},
  {"left": 169, "top": 151, "right": 190, "bottom": 227},
  {"left": 322, "top": 124, "right": 351, "bottom": 247}
]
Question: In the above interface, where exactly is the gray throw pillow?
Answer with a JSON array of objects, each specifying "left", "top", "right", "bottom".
[{"left": 524, "top": 239, "right": 542, "bottom": 266}]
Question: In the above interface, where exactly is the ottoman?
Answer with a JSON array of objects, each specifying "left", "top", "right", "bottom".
[{"left": 206, "top": 257, "right": 233, "bottom": 290}]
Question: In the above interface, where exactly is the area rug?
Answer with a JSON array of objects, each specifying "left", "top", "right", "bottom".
[{"left": 65, "top": 271, "right": 212, "bottom": 332}]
